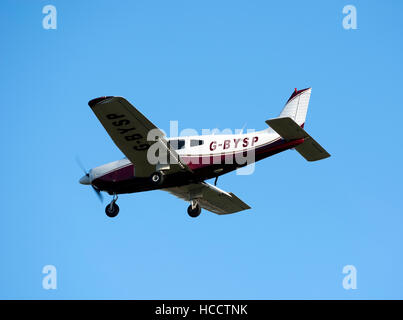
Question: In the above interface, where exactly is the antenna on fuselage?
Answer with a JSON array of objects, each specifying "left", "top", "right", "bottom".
[{"left": 240, "top": 123, "right": 247, "bottom": 134}]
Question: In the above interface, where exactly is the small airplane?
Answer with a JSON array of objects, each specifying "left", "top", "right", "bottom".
[{"left": 79, "top": 88, "right": 330, "bottom": 218}]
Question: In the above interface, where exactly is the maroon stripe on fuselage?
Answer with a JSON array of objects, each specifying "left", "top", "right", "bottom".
[
  {"left": 92, "top": 137, "right": 304, "bottom": 194},
  {"left": 181, "top": 138, "right": 283, "bottom": 170},
  {"left": 95, "top": 163, "right": 135, "bottom": 182}
]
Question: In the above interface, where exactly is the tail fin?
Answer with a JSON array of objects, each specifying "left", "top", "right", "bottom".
[{"left": 279, "top": 88, "right": 311, "bottom": 126}]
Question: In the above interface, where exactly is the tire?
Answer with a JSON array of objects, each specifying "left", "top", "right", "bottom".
[
  {"left": 187, "top": 204, "right": 201, "bottom": 218},
  {"left": 150, "top": 172, "right": 164, "bottom": 185},
  {"left": 105, "top": 202, "right": 119, "bottom": 218}
]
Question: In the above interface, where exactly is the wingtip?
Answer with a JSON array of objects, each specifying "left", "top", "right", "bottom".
[{"left": 88, "top": 96, "right": 114, "bottom": 108}]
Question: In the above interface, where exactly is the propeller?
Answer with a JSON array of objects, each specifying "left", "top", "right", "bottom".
[
  {"left": 91, "top": 184, "right": 103, "bottom": 203},
  {"left": 76, "top": 157, "right": 103, "bottom": 203}
]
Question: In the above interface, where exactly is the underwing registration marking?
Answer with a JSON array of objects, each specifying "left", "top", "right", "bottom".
[{"left": 106, "top": 113, "right": 150, "bottom": 151}]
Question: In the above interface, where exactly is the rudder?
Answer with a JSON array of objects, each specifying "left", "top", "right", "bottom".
[{"left": 279, "top": 88, "right": 311, "bottom": 126}]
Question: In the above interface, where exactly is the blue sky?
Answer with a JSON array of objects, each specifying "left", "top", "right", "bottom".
[{"left": 1, "top": 0, "right": 402, "bottom": 299}]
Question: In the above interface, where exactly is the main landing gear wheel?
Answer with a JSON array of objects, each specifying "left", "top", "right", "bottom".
[
  {"left": 187, "top": 201, "right": 201, "bottom": 218},
  {"left": 150, "top": 171, "right": 164, "bottom": 185},
  {"left": 105, "top": 194, "right": 119, "bottom": 218}
]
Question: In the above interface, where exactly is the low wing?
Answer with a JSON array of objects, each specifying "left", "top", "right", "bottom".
[
  {"left": 163, "top": 182, "right": 251, "bottom": 215},
  {"left": 88, "top": 96, "right": 190, "bottom": 177}
]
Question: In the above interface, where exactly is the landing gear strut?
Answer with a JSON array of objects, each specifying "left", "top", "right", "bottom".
[
  {"left": 105, "top": 194, "right": 119, "bottom": 218},
  {"left": 187, "top": 200, "right": 201, "bottom": 218}
]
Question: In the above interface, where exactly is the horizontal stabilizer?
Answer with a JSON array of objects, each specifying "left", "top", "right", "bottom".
[
  {"left": 266, "top": 117, "right": 308, "bottom": 140},
  {"left": 266, "top": 117, "right": 330, "bottom": 162}
]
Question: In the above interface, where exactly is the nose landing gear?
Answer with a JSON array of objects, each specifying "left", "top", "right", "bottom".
[{"left": 105, "top": 194, "right": 119, "bottom": 218}]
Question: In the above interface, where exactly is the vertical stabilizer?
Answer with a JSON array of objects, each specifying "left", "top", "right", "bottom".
[{"left": 279, "top": 88, "right": 311, "bottom": 126}]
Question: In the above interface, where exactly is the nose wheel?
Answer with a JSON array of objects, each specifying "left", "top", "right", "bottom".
[
  {"left": 105, "top": 194, "right": 119, "bottom": 218},
  {"left": 187, "top": 200, "right": 201, "bottom": 218}
]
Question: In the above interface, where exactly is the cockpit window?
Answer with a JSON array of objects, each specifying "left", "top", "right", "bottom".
[
  {"left": 190, "top": 140, "right": 204, "bottom": 147},
  {"left": 169, "top": 139, "right": 186, "bottom": 150}
]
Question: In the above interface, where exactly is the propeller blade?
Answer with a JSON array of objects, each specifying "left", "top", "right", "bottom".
[
  {"left": 75, "top": 156, "right": 88, "bottom": 176},
  {"left": 76, "top": 156, "right": 102, "bottom": 202},
  {"left": 92, "top": 186, "right": 104, "bottom": 203}
]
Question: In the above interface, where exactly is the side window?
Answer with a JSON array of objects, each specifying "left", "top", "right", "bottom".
[
  {"left": 169, "top": 139, "right": 186, "bottom": 150},
  {"left": 190, "top": 140, "right": 204, "bottom": 147}
]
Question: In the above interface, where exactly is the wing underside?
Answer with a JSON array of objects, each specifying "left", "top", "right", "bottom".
[
  {"left": 88, "top": 96, "right": 190, "bottom": 177},
  {"left": 163, "top": 182, "right": 251, "bottom": 215}
]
